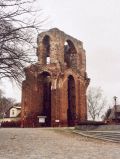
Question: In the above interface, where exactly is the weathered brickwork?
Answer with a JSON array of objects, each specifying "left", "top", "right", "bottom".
[{"left": 21, "top": 28, "right": 90, "bottom": 127}]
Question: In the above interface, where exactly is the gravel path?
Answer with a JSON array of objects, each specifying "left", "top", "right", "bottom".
[{"left": 0, "top": 128, "right": 120, "bottom": 159}]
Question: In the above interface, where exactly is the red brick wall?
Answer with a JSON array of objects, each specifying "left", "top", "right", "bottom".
[{"left": 21, "top": 28, "right": 90, "bottom": 127}]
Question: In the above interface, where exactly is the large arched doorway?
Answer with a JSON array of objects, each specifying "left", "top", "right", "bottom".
[
  {"left": 39, "top": 72, "right": 51, "bottom": 126},
  {"left": 67, "top": 75, "right": 76, "bottom": 126}
]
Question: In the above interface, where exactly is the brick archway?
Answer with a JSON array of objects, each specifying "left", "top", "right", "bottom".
[
  {"left": 67, "top": 75, "right": 76, "bottom": 126},
  {"left": 38, "top": 71, "right": 51, "bottom": 126},
  {"left": 21, "top": 28, "right": 90, "bottom": 127}
]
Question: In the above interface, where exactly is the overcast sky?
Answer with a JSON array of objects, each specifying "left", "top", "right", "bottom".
[{"left": 2, "top": 0, "right": 120, "bottom": 105}]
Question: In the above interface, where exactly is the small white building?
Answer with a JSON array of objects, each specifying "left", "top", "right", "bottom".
[
  {"left": 10, "top": 106, "right": 21, "bottom": 118},
  {"left": 0, "top": 104, "right": 21, "bottom": 123}
]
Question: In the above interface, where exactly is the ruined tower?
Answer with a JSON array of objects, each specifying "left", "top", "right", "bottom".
[{"left": 21, "top": 28, "right": 90, "bottom": 127}]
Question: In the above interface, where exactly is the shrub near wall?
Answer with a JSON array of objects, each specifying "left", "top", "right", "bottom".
[{"left": 1, "top": 121, "right": 21, "bottom": 127}]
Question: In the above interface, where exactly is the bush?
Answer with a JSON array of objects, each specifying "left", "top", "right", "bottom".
[
  {"left": 78, "top": 120, "right": 106, "bottom": 126},
  {"left": 1, "top": 121, "right": 21, "bottom": 127}
]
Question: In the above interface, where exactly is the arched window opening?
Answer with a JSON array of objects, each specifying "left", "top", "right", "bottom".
[
  {"left": 64, "top": 40, "right": 77, "bottom": 68},
  {"left": 43, "top": 35, "right": 50, "bottom": 64},
  {"left": 67, "top": 75, "right": 76, "bottom": 126}
]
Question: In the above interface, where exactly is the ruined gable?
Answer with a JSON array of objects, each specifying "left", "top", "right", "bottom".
[{"left": 21, "top": 28, "right": 90, "bottom": 127}]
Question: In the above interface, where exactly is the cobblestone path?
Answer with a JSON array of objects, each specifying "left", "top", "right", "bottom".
[{"left": 0, "top": 128, "right": 120, "bottom": 159}]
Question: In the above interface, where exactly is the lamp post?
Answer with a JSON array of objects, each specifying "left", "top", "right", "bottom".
[{"left": 113, "top": 96, "right": 117, "bottom": 122}]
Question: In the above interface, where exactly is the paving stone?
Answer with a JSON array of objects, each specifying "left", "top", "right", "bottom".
[{"left": 0, "top": 128, "right": 120, "bottom": 159}]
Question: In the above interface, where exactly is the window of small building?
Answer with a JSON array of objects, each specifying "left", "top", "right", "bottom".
[{"left": 12, "top": 110, "right": 15, "bottom": 115}]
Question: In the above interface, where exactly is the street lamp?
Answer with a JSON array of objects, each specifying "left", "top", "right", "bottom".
[{"left": 113, "top": 96, "right": 117, "bottom": 122}]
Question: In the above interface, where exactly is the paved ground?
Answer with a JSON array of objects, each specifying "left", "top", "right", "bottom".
[
  {"left": 74, "top": 130, "right": 120, "bottom": 143},
  {"left": 0, "top": 128, "right": 120, "bottom": 159}
]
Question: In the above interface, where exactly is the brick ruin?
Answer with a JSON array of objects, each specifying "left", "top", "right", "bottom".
[{"left": 21, "top": 28, "right": 90, "bottom": 127}]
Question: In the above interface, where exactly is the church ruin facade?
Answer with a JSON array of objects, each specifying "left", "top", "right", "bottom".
[{"left": 21, "top": 28, "right": 90, "bottom": 127}]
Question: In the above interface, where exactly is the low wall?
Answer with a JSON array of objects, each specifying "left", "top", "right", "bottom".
[{"left": 75, "top": 124, "right": 120, "bottom": 131}]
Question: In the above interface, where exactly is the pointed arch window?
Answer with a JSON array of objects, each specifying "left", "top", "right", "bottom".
[
  {"left": 64, "top": 40, "right": 77, "bottom": 69},
  {"left": 42, "top": 35, "right": 50, "bottom": 64}
]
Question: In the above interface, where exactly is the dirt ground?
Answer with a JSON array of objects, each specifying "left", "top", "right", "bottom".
[{"left": 0, "top": 128, "right": 120, "bottom": 159}]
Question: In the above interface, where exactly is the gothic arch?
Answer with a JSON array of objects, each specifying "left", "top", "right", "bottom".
[
  {"left": 64, "top": 40, "right": 77, "bottom": 69},
  {"left": 67, "top": 75, "right": 76, "bottom": 126},
  {"left": 38, "top": 71, "right": 51, "bottom": 126}
]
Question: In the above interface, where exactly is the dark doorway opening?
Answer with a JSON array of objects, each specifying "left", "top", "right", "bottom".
[
  {"left": 67, "top": 75, "right": 76, "bottom": 126},
  {"left": 40, "top": 72, "right": 51, "bottom": 126}
]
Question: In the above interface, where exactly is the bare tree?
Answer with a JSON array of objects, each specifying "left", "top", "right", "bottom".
[
  {"left": 87, "top": 87, "right": 107, "bottom": 121},
  {"left": 0, "top": 0, "right": 44, "bottom": 83}
]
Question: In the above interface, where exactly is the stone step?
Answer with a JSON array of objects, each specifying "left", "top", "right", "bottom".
[
  {"left": 95, "top": 133, "right": 120, "bottom": 137},
  {"left": 94, "top": 136, "right": 120, "bottom": 142},
  {"left": 83, "top": 131, "right": 120, "bottom": 135},
  {"left": 76, "top": 125, "right": 120, "bottom": 131},
  {"left": 74, "top": 130, "right": 120, "bottom": 143},
  {"left": 84, "top": 132, "right": 120, "bottom": 138},
  {"left": 85, "top": 132, "right": 120, "bottom": 136}
]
